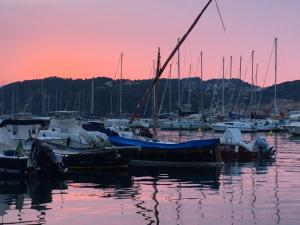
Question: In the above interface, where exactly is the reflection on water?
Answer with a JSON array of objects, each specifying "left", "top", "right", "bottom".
[{"left": 0, "top": 132, "right": 300, "bottom": 225}]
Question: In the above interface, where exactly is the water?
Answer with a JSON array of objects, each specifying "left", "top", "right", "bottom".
[{"left": 1, "top": 132, "right": 300, "bottom": 225}]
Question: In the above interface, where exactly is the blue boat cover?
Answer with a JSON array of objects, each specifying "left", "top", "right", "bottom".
[{"left": 108, "top": 136, "right": 219, "bottom": 150}]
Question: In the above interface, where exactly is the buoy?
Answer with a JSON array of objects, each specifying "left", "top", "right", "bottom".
[
  {"left": 198, "top": 128, "right": 202, "bottom": 132},
  {"left": 268, "top": 131, "right": 273, "bottom": 136}
]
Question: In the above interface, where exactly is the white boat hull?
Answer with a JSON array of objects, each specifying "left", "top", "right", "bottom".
[
  {"left": 160, "top": 120, "right": 210, "bottom": 130},
  {"left": 211, "top": 122, "right": 256, "bottom": 132}
]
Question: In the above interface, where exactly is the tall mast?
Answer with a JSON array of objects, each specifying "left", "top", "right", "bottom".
[
  {"left": 55, "top": 85, "right": 58, "bottom": 111},
  {"left": 41, "top": 80, "right": 44, "bottom": 115},
  {"left": 274, "top": 38, "right": 278, "bottom": 114},
  {"left": 91, "top": 79, "right": 94, "bottom": 115},
  {"left": 177, "top": 38, "right": 181, "bottom": 112},
  {"left": 1, "top": 82, "right": 3, "bottom": 115},
  {"left": 255, "top": 63, "right": 258, "bottom": 109},
  {"left": 222, "top": 57, "right": 225, "bottom": 114},
  {"left": 153, "top": 48, "right": 161, "bottom": 137},
  {"left": 129, "top": 0, "right": 213, "bottom": 124},
  {"left": 250, "top": 51, "right": 254, "bottom": 113},
  {"left": 43, "top": 87, "right": 46, "bottom": 115},
  {"left": 239, "top": 56, "right": 242, "bottom": 80},
  {"left": 169, "top": 64, "right": 172, "bottom": 114},
  {"left": 12, "top": 84, "right": 15, "bottom": 115},
  {"left": 200, "top": 51, "right": 204, "bottom": 113},
  {"left": 230, "top": 55, "right": 232, "bottom": 79},
  {"left": 188, "top": 64, "right": 192, "bottom": 111},
  {"left": 119, "top": 53, "right": 123, "bottom": 119}
]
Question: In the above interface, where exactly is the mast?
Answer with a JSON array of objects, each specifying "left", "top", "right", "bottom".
[
  {"left": 230, "top": 55, "right": 232, "bottom": 79},
  {"left": 239, "top": 56, "right": 242, "bottom": 80},
  {"left": 1, "top": 82, "right": 3, "bottom": 115},
  {"left": 200, "top": 51, "right": 204, "bottom": 113},
  {"left": 250, "top": 51, "right": 255, "bottom": 113},
  {"left": 41, "top": 79, "right": 44, "bottom": 115},
  {"left": 129, "top": 0, "right": 213, "bottom": 124},
  {"left": 119, "top": 53, "right": 123, "bottom": 119},
  {"left": 188, "top": 64, "right": 192, "bottom": 111},
  {"left": 274, "top": 38, "right": 278, "bottom": 114},
  {"left": 82, "top": 89, "right": 85, "bottom": 114},
  {"left": 153, "top": 48, "right": 161, "bottom": 137},
  {"left": 12, "top": 84, "right": 15, "bottom": 115},
  {"left": 91, "top": 79, "right": 94, "bottom": 115},
  {"left": 169, "top": 64, "right": 172, "bottom": 114},
  {"left": 177, "top": 38, "right": 181, "bottom": 113},
  {"left": 222, "top": 57, "right": 225, "bottom": 114},
  {"left": 55, "top": 85, "right": 58, "bottom": 111},
  {"left": 255, "top": 63, "right": 258, "bottom": 108}
]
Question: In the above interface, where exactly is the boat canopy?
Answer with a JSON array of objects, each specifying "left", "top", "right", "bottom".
[
  {"left": 108, "top": 136, "right": 219, "bottom": 150},
  {"left": 220, "top": 128, "right": 243, "bottom": 145},
  {"left": 0, "top": 119, "right": 48, "bottom": 128}
]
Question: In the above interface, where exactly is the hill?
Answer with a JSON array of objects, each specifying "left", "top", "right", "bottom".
[{"left": 0, "top": 76, "right": 298, "bottom": 116}]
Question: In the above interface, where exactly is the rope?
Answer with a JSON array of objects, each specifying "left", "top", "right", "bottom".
[
  {"left": 234, "top": 55, "right": 251, "bottom": 113},
  {"left": 256, "top": 42, "right": 275, "bottom": 113},
  {"left": 103, "top": 55, "right": 122, "bottom": 118}
]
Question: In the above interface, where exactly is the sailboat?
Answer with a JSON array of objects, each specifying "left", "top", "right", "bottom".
[
  {"left": 109, "top": 0, "right": 222, "bottom": 166},
  {"left": 160, "top": 54, "right": 210, "bottom": 130},
  {"left": 254, "top": 38, "right": 281, "bottom": 131},
  {"left": 104, "top": 53, "right": 149, "bottom": 128}
]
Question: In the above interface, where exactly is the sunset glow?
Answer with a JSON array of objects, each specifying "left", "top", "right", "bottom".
[{"left": 1, "top": 0, "right": 299, "bottom": 86}]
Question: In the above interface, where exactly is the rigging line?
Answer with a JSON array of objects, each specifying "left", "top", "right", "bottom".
[
  {"left": 194, "top": 51, "right": 202, "bottom": 77},
  {"left": 214, "top": 0, "right": 226, "bottom": 33},
  {"left": 183, "top": 39, "right": 187, "bottom": 77},
  {"left": 234, "top": 55, "right": 251, "bottom": 112},
  {"left": 256, "top": 42, "right": 275, "bottom": 113},
  {"left": 157, "top": 57, "right": 176, "bottom": 115},
  {"left": 143, "top": 60, "right": 156, "bottom": 116},
  {"left": 103, "top": 54, "right": 122, "bottom": 117},
  {"left": 209, "top": 61, "right": 223, "bottom": 113},
  {"left": 187, "top": 38, "right": 194, "bottom": 75}
]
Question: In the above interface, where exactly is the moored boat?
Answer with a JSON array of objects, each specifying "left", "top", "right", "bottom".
[
  {"left": 108, "top": 136, "right": 222, "bottom": 167},
  {"left": 220, "top": 128, "right": 274, "bottom": 161},
  {"left": 211, "top": 121, "right": 256, "bottom": 132},
  {"left": 284, "top": 122, "right": 300, "bottom": 135}
]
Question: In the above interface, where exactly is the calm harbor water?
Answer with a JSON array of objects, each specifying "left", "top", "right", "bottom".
[{"left": 1, "top": 131, "right": 300, "bottom": 225}]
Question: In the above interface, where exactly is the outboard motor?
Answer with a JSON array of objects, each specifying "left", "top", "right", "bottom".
[
  {"left": 254, "top": 136, "right": 273, "bottom": 153},
  {"left": 30, "top": 140, "right": 66, "bottom": 175}
]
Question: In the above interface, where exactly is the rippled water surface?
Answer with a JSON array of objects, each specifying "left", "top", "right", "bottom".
[{"left": 1, "top": 132, "right": 300, "bottom": 225}]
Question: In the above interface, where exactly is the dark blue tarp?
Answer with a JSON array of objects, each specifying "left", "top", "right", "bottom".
[{"left": 108, "top": 136, "right": 219, "bottom": 150}]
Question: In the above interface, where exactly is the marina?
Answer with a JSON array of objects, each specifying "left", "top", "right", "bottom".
[
  {"left": 1, "top": 0, "right": 300, "bottom": 224},
  {"left": 0, "top": 131, "right": 299, "bottom": 225}
]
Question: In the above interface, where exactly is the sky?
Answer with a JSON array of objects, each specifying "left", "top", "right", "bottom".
[{"left": 0, "top": 0, "right": 300, "bottom": 86}]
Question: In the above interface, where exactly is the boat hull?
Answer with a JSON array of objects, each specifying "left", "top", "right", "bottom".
[
  {"left": 54, "top": 146, "right": 139, "bottom": 171},
  {"left": 108, "top": 136, "right": 222, "bottom": 166},
  {"left": 160, "top": 120, "right": 211, "bottom": 130},
  {"left": 211, "top": 123, "right": 256, "bottom": 132},
  {"left": 286, "top": 125, "right": 300, "bottom": 135},
  {"left": 220, "top": 145, "right": 274, "bottom": 162},
  {"left": 0, "top": 155, "right": 29, "bottom": 174}
]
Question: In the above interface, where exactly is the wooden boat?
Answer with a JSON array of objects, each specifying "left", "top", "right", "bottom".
[{"left": 108, "top": 136, "right": 222, "bottom": 167}]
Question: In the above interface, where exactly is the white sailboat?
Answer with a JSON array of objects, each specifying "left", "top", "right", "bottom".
[{"left": 254, "top": 38, "right": 280, "bottom": 132}]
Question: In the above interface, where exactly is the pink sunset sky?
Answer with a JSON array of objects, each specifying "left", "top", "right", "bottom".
[{"left": 0, "top": 0, "right": 299, "bottom": 86}]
